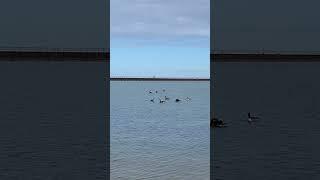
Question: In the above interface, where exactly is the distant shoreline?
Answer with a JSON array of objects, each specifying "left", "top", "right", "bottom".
[
  {"left": 0, "top": 50, "right": 109, "bottom": 61},
  {"left": 211, "top": 53, "right": 320, "bottom": 62},
  {"left": 110, "top": 77, "right": 209, "bottom": 81}
]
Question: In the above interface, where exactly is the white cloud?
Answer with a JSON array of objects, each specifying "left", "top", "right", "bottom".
[{"left": 111, "top": 0, "right": 210, "bottom": 40}]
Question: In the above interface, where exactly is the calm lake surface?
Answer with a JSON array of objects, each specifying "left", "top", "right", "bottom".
[
  {"left": 213, "top": 62, "right": 320, "bottom": 180},
  {"left": 0, "top": 62, "right": 107, "bottom": 179},
  {"left": 111, "top": 81, "right": 210, "bottom": 179}
]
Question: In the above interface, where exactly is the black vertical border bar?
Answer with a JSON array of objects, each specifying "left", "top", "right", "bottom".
[{"left": 106, "top": 0, "right": 110, "bottom": 179}]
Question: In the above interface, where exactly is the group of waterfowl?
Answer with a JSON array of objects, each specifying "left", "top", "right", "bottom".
[
  {"left": 210, "top": 112, "right": 260, "bottom": 128},
  {"left": 148, "top": 89, "right": 191, "bottom": 103}
]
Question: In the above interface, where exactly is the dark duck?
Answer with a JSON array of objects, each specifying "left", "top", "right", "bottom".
[
  {"left": 210, "top": 118, "right": 227, "bottom": 128},
  {"left": 159, "top": 98, "right": 165, "bottom": 103},
  {"left": 247, "top": 112, "right": 259, "bottom": 123}
]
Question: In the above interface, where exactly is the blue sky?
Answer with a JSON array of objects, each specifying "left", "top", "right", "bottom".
[{"left": 111, "top": 0, "right": 210, "bottom": 78}]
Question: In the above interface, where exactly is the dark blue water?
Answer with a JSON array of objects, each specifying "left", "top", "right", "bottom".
[
  {"left": 213, "top": 62, "right": 320, "bottom": 180},
  {"left": 111, "top": 81, "right": 209, "bottom": 179},
  {"left": 0, "top": 62, "right": 107, "bottom": 179}
]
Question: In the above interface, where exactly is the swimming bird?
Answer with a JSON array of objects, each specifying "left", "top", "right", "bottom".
[
  {"left": 155, "top": 90, "right": 158, "bottom": 93},
  {"left": 210, "top": 118, "right": 226, "bottom": 128},
  {"left": 175, "top": 98, "right": 181, "bottom": 102},
  {"left": 149, "top": 90, "right": 153, "bottom": 94},
  {"left": 150, "top": 98, "right": 154, "bottom": 103},
  {"left": 165, "top": 96, "right": 170, "bottom": 100},
  {"left": 159, "top": 98, "right": 165, "bottom": 103},
  {"left": 248, "top": 112, "right": 259, "bottom": 123}
]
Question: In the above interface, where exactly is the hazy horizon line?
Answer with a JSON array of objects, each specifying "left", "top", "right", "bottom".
[{"left": 110, "top": 76, "right": 209, "bottom": 79}]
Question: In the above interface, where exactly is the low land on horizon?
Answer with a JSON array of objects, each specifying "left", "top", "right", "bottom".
[
  {"left": 110, "top": 77, "right": 209, "bottom": 81},
  {"left": 211, "top": 53, "right": 320, "bottom": 62}
]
